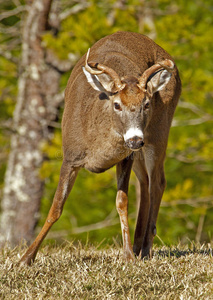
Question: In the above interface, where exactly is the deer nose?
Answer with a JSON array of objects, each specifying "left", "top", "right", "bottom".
[{"left": 125, "top": 136, "right": 144, "bottom": 150}]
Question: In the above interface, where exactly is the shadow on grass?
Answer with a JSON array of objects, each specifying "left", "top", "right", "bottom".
[{"left": 154, "top": 245, "right": 213, "bottom": 259}]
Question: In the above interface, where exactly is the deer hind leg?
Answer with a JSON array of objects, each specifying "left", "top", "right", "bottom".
[
  {"left": 141, "top": 164, "right": 166, "bottom": 258},
  {"left": 116, "top": 156, "right": 134, "bottom": 261},
  {"left": 133, "top": 150, "right": 166, "bottom": 259},
  {"left": 132, "top": 157, "right": 150, "bottom": 257},
  {"left": 19, "top": 162, "right": 79, "bottom": 266}
]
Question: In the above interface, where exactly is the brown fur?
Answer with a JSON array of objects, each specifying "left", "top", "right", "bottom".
[{"left": 120, "top": 77, "right": 145, "bottom": 108}]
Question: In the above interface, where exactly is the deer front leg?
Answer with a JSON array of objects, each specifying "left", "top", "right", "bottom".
[
  {"left": 116, "top": 157, "right": 134, "bottom": 261},
  {"left": 19, "top": 162, "right": 79, "bottom": 266}
]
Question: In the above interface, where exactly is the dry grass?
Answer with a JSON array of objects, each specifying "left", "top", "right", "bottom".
[{"left": 0, "top": 242, "right": 213, "bottom": 299}]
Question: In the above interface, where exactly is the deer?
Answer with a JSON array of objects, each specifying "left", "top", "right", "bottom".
[{"left": 19, "top": 31, "right": 181, "bottom": 265}]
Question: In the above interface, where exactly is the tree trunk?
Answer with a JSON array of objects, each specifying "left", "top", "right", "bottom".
[{"left": 0, "top": 0, "right": 64, "bottom": 247}]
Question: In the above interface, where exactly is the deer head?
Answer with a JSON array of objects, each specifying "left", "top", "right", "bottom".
[{"left": 83, "top": 48, "right": 174, "bottom": 151}]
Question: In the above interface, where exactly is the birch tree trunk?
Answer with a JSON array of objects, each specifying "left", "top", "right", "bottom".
[{"left": 0, "top": 0, "right": 66, "bottom": 247}]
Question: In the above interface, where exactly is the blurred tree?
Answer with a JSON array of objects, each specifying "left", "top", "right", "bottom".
[{"left": 0, "top": 0, "right": 83, "bottom": 246}]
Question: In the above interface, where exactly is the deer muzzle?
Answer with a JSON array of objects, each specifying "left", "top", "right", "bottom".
[
  {"left": 124, "top": 127, "right": 144, "bottom": 150},
  {"left": 125, "top": 136, "right": 144, "bottom": 150}
]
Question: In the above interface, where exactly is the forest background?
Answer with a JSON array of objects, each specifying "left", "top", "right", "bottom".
[{"left": 0, "top": 0, "right": 212, "bottom": 249}]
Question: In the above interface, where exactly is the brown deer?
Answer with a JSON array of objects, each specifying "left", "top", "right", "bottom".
[{"left": 19, "top": 31, "right": 181, "bottom": 265}]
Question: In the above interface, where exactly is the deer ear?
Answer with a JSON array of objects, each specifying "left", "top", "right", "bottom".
[
  {"left": 82, "top": 67, "right": 114, "bottom": 93},
  {"left": 147, "top": 69, "right": 172, "bottom": 95}
]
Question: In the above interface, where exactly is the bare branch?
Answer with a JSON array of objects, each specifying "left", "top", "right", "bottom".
[
  {"left": 0, "top": 119, "right": 13, "bottom": 131},
  {"left": 45, "top": 217, "right": 120, "bottom": 239},
  {"left": 0, "top": 47, "right": 18, "bottom": 64},
  {"left": 46, "top": 90, "right": 65, "bottom": 107},
  {"left": 38, "top": 195, "right": 213, "bottom": 240},
  {"left": 72, "top": 218, "right": 119, "bottom": 235},
  {"left": 44, "top": 209, "right": 120, "bottom": 239},
  {"left": 0, "top": 24, "right": 20, "bottom": 37},
  {"left": 45, "top": 49, "right": 77, "bottom": 73},
  {"left": 172, "top": 114, "right": 212, "bottom": 127},
  {"left": 172, "top": 100, "right": 213, "bottom": 127},
  {"left": 161, "top": 196, "right": 213, "bottom": 208},
  {"left": 12, "top": 0, "right": 22, "bottom": 6},
  {"left": 168, "top": 152, "right": 205, "bottom": 164},
  {"left": 59, "top": 2, "right": 90, "bottom": 21},
  {"left": 0, "top": 5, "right": 27, "bottom": 22},
  {"left": 178, "top": 100, "right": 205, "bottom": 116},
  {"left": 47, "top": 121, "right": 61, "bottom": 129}
]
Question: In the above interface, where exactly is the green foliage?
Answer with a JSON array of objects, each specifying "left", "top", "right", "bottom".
[{"left": 153, "top": 0, "right": 213, "bottom": 244}]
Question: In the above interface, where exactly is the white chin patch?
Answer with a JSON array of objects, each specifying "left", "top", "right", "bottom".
[{"left": 123, "top": 128, "right": 144, "bottom": 142}]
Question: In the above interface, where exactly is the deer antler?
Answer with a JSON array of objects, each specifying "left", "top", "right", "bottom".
[
  {"left": 138, "top": 59, "right": 175, "bottom": 92},
  {"left": 85, "top": 48, "right": 126, "bottom": 91}
]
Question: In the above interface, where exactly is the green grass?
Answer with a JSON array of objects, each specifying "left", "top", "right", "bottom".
[{"left": 1, "top": 242, "right": 213, "bottom": 299}]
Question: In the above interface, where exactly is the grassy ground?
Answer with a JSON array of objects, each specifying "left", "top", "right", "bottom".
[{"left": 0, "top": 242, "right": 213, "bottom": 299}]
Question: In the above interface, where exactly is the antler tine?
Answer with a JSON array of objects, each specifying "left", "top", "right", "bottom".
[
  {"left": 138, "top": 59, "right": 175, "bottom": 91},
  {"left": 85, "top": 48, "right": 103, "bottom": 75},
  {"left": 158, "top": 59, "right": 175, "bottom": 71},
  {"left": 84, "top": 48, "right": 126, "bottom": 91}
]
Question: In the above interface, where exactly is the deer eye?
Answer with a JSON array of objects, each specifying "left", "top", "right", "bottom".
[
  {"left": 114, "top": 102, "right": 122, "bottom": 111},
  {"left": 144, "top": 101, "right": 150, "bottom": 110}
]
